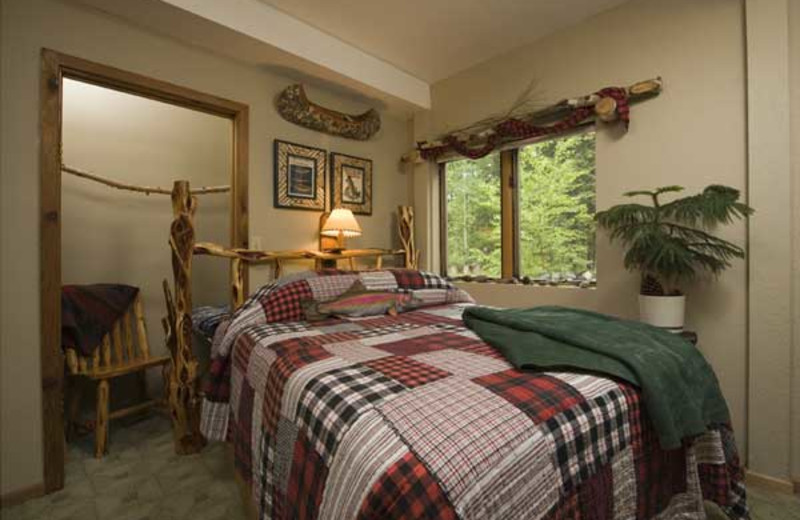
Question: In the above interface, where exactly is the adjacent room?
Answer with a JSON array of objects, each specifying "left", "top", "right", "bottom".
[{"left": 1, "top": 0, "right": 798, "bottom": 519}]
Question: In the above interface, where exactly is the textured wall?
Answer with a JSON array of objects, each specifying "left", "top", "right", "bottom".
[
  {"left": 422, "top": 0, "right": 749, "bottom": 457},
  {"left": 61, "top": 79, "right": 231, "bottom": 400},
  {"left": 789, "top": 0, "right": 800, "bottom": 484},
  {"left": 0, "top": 0, "right": 411, "bottom": 494}
]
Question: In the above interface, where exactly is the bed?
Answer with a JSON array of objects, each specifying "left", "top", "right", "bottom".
[{"left": 198, "top": 269, "right": 748, "bottom": 520}]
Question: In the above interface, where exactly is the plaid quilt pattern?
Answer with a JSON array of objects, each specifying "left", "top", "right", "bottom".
[
  {"left": 475, "top": 370, "right": 587, "bottom": 423},
  {"left": 358, "top": 451, "right": 457, "bottom": 520},
  {"left": 200, "top": 271, "right": 748, "bottom": 520},
  {"left": 296, "top": 365, "right": 404, "bottom": 461},
  {"left": 364, "top": 355, "right": 451, "bottom": 388},
  {"left": 191, "top": 304, "right": 229, "bottom": 339}
]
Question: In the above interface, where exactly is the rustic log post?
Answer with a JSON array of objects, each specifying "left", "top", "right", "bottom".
[
  {"left": 398, "top": 206, "right": 418, "bottom": 269},
  {"left": 95, "top": 380, "right": 109, "bottom": 458},
  {"left": 231, "top": 257, "right": 245, "bottom": 310},
  {"left": 165, "top": 180, "right": 206, "bottom": 454}
]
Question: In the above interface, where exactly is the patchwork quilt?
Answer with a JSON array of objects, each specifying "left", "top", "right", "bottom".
[{"left": 200, "top": 270, "right": 749, "bottom": 520}]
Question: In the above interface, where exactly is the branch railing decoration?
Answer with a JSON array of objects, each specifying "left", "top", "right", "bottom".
[
  {"left": 166, "top": 186, "right": 417, "bottom": 452},
  {"left": 62, "top": 166, "right": 230, "bottom": 455},
  {"left": 412, "top": 78, "right": 662, "bottom": 162},
  {"left": 65, "top": 165, "right": 419, "bottom": 453}
]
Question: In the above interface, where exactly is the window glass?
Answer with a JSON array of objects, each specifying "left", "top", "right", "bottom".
[
  {"left": 444, "top": 153, "right": 501, "bottom": 277},
  {"left": 517, "top": 131, "right": 596, "bottom": 283}
]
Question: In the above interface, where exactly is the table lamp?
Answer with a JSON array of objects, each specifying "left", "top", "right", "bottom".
[{"left": 320, "top": 208, "right": 362, "bottom": 251}]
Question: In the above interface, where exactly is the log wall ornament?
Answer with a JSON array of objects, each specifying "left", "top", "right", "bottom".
[
  {"left": 416, "top": 77, "right": 662, "bottom": 161},
  {"left": 164, "top": 180, "right": 206, "bottom": 454},
  {"left": 276, "top": 84, "right": 381, "bottom": 140}
]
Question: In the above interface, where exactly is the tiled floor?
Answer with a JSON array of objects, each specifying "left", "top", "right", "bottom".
[{"left": 1, "top": 414, "right": 798, "bottom": 520}]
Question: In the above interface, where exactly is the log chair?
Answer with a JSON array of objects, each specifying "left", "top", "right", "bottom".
[{"left": 64, "top": 292, "right": 169, "bottom": 458}]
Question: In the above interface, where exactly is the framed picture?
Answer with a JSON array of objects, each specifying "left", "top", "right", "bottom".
[
  {"left": 274, "top": 140, "right": 327, "bottom": 211},
  {"left": 330, "top": 153, "right": 372, "bottom": 215}
]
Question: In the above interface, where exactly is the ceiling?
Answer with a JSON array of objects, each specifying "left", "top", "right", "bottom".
[
  {"left": 71, "top": 0, "right": 630, "bottom": 113},
  {"left": 260, "top": 0, "right": 630, "bottom": 83}
]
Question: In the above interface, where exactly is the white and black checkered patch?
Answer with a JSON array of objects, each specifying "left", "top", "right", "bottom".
[
  {"left": 544, "top": 385, "right": 631, "bottom": 492},
  {"left": 419, "top": 271, "right": 451, "bottom": 289},
  {"left": 295, "top": 365, "right": 405, "bottom": 461},
  {"left": 248, "top": 321, "right": 310, "bottom": 341},
  {"left": 353, "top": 322, "right": 419, "bottom": 339}
]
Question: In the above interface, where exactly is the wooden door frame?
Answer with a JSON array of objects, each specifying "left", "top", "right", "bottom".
[{"left": 40, "top": 49, "right": 249, "bottom": 492}]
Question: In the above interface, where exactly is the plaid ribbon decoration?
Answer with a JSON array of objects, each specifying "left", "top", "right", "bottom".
[{"left": 418, "top": 85, "right": 632, "bottom": 161}]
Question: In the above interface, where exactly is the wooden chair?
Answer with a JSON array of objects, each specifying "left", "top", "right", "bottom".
[{"left": 64, "top": 293, "right": 170, "bottom": 458}]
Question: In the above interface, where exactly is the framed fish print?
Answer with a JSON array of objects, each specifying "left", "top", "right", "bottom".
[
  {"left": 330, "top": 153, "right": 372, "bottom": 215},
  {"left": 274, "top": 140, "right": 327, "bottom": 211}
]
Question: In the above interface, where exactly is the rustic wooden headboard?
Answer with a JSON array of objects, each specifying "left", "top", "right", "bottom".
[{"left": 161, "top": 179, "right": 418, "bottom": 455}]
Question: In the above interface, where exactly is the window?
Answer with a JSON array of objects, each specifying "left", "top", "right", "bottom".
[
  {"left": 440, "top": 130, "right": 596, "bottom": 285},
  {"left": 442, "top": 153, "right": 501, "bottom": 278}
]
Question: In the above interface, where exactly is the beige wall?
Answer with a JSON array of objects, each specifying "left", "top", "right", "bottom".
[
  {"left": 418, "top": 0, "right": 749, "bottom": 456},
  {"left": 745, "top": 0, "right": 794, "bottom": 482},
  {"left": 790, "top": 0, "right": 800, "bottom": 483},
  {"left": 0, "top": 0, "right": 411, "bottom": 495},
  {"left": 62, "top": 79, "right": 231, "bottom": 368}
]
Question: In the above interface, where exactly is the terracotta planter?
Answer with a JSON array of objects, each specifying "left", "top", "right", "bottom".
[{"left": 638, "top": 294, "right": 685, "bottom": 332}]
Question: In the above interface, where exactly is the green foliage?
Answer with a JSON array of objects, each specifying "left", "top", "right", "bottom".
[
  {"left": 445, "top": 153, "right": 502, "bottom": 277},
  {"left": 517, "top": 132, "right": 596, "bottom": 277},
  {"left": 595, "top": 185, "right": 754, "bottom": 294},
  {"left": 444, "top": 132, "right": 597, "bottom": 279}
]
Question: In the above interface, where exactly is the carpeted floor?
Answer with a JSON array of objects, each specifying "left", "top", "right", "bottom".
[
  {"left": 1, "top": 415, "right": 245, "bottom": 520},
  {"left": 1, "top": 415, "right": 798, "bottom": 520}
]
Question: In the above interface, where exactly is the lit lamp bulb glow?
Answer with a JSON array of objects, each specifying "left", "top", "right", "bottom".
[{"left": 320, "top": 208, "right": 362, "bottom": 250}]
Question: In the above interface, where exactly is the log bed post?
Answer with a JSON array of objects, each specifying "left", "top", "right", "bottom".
[
  {"left": 398, "top": 205, "right": 419, "bottom": 269},
  {"left": 165, "top": 180, "right": 206, "bottom": 454}
]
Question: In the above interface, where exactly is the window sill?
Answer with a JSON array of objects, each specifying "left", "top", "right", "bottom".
[{"left": 448, "top": 276, "right": 596, "bottom": 289}]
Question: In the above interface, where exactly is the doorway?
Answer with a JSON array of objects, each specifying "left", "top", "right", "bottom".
[{"left": 40, "top": 50, "right": 249, "bottom": 492}]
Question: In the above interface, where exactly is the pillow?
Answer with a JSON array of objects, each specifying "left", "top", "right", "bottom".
[
  {"left": 302, "top": 280, "right": 421, "bottom": 321},
  {"left": 252, "top": 269, "right": 474, "bottom": 324}
]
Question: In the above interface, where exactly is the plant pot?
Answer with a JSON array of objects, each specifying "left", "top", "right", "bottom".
[{"left": 638, "top": 294, "right": 685, "bottom": 332}]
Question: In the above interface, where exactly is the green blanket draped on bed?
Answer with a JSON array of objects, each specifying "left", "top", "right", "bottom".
[{"left": 462, "top": 305, "right": 730, "bottom": 450}]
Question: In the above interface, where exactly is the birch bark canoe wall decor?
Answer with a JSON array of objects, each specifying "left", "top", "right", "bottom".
[{"left": 276, "top": 84, "right": 381, "bottom": 140}]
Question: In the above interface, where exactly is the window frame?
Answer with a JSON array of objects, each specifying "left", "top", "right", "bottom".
[{"left": 439, "top": 128, "right": 596, "bottom": 282}]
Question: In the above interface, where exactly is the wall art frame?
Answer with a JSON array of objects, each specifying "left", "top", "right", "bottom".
[
  {"left": 330, "top": 152, "right": 372, "bottom": 215},
  {"left": 274, "top": 139, "right": 327, "bottom": 211}
]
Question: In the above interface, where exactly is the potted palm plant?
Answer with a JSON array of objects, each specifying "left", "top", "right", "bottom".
[{"left": 596, "top": 185, "right": 753, "bottom": 331}]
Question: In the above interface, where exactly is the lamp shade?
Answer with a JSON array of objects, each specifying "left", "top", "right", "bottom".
[{"left": 321, "top": 208, "right": 362, "bottom": 238}]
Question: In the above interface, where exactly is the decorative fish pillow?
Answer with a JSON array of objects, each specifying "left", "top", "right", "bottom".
[{"left": 302, "top": 279, "right": 422, "bottom": 321}]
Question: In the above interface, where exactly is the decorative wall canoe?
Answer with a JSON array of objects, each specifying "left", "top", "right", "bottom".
[{"left": 276, "top": 84, "right": 381, "bottom": 141}]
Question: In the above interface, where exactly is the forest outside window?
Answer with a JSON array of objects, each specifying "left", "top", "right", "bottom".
[{"left": 440, "top": 130, "right": 597, "bottom": 286}]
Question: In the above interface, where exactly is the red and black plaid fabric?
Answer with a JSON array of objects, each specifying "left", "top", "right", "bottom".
[
  {"left": 199, "top": 272, "right": 748, "bottom": 520},
  {"left": 263, "top": 281, "right": 314, "bottom": 323},
  {"left": 374, "top": 331, "right": 471, "bottom": 356},
  {"left": 390, "top": 269, "right": 427, "bottom": 289},
  {"left": 285, "top": 433, "right": 328, "bottom": 520},
  {"left": 474, "top": 370, "right": 587, "bottom": 424},
  {"left": 358, "top": 451, "right": 457, "bottom": 520},
  {"left": 698, "top": 463, "right": 732, "bottom": 506},
  {"left": 364, "top": 355, "right": 451, "bottom": 388}
]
